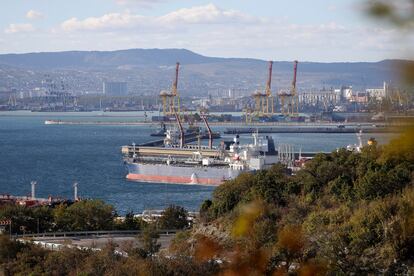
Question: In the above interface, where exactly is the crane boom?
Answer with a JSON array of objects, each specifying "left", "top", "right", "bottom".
[
  {"left": 291, "top": 60, "right": 298, "bottom": 96},
  {"left": 266, "top": 61, "right": 273, "bottom": 96},
  {"left": 201, "top": 114, "right": 213, "bottom": 149},
  {"left": 174, "top": 110, "right": 185, "bottom": 148},
  {"left": 172, "top": 62, "right": 180, "bottom": 96}
]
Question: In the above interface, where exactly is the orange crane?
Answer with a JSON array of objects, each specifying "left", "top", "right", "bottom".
[
  {"left": 174, "top": 109, "right": 185, "bottom": 148},
  {"left": 278, "top": 60, "right": 299, "bottom": 115},
  {"left": 290, "top": 60, "right": 299, "bottom": 115},
  {"left": 160, "top": 62, "right": 181, "bottom": 116},
  {"left": 200, "top": 114, "right": 213, "bottom": 149},
  {"left": 265, "top": 61, "right": 274, "bottom": 114},
  {"left": 253, "top": 61, "right": 274, "bottom": 117}
]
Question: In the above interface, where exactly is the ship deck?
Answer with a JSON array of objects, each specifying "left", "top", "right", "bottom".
[{"left": 122, "top": 145, "right": 221, "bottom": 158}]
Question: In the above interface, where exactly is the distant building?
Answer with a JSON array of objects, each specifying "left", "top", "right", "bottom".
[
  {"left": 298, "top": 88, "right": 341, "bottom": 106},
  {"left": 366, "top": 82, "right": 388, "bottom": 101},
  {"left": 192, "top": 98, "right": 210, "bottom": 108},
  {"left": 351, "top": 92, "right": 369, "bottom": 103},
  {"left": 341, "top": 86, "right": 353, "bottom": 101},
  {"left": 103, "top": 82, "right": 128, "bottom": 96}
]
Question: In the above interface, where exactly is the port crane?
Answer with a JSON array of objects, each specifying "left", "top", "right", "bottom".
[
  {"left": 253, "top": 61, "right": 274, "bottom": 117},
  {"left": 160, "top": 62, "right": 181, "bottom": 116},
  {"left": 243, "top": 106, "right": 254, "bottom": 124},
  {"left": 7, "top": 93, "right": 17, "bottom": 108},
  {"left": 200, "top": 113, "right": 214, "bottom": 149},
  {"left": 278, "top": 60, "right": 299, "bottom": 116}
]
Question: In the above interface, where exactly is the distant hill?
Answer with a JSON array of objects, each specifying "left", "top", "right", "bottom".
[
  {"left": 0, "top": 49, "right": 226, "bottom": 69},
  {"left": 0, "top": 49, "right": 411, "bottom": 94}
]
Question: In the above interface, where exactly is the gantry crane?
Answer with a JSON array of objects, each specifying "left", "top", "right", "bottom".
[
  {"left": 243, "top": 106, "right": 254, "bottom": 124},
  {"left": 7, "top": 93, "right": 17, "bottom": 108},
  {"left": 160, "top": 62, "right": 181, "bottom": 116},
  {"left": 278, "top": 60, "right": 299, "bottom": 116},
  {"left": 253, "top": 61, "right": 274, "bottom": 117}
]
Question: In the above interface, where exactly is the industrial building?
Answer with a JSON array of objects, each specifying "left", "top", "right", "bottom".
[
  {"left": 366, "top": 82, "right": 388, "bottom": 101},
  {"left": 103, "top": 81, "right": 128, "bottom": 96}
]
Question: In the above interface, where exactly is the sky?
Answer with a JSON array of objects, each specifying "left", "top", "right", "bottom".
[{"left": 0, "top": 0, "right": 411, "bottom": 61}]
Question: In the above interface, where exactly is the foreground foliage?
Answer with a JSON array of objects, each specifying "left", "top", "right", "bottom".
[
  {"left": 0, "top": 199, "right": 148, "bottom": 234},
  {"left": 195, "top": 127, "right": 414, "bottom": 274}
]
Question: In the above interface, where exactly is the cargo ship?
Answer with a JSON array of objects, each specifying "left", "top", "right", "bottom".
[{"left": 122, "top": 114, "right": 278, "bottom": 186}]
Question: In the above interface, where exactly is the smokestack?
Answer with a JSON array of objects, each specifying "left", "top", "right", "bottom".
[
  {"left": 73, "top": 182, "right": 78, "bottom": 201},
  {"left": 31, "top": 181, "right": 37, "bottom": 199}
]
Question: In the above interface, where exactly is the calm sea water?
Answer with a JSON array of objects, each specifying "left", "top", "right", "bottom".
[{"left": 0, "top": 111, "right": 394, "bottom": 214}]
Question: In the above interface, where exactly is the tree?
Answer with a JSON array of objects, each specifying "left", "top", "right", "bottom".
[
  {"left": 199, "top": 199, "right": 212, "bottom": 223},
  {"left": 249, "top": 163, "right": 289, "bottom": 205},
  {"left": 209, "top": 172, "right": 256, "bottom": 218},
  {"left": 116, "top": 210, "right": 144, "bottom": 230},
  {"left": 327, "top": 175, "right": 354, "bottom": 201},
  {"left": 8, "top": 244, "right": 48, "bottom": 275},
  {"left": 53, "top": 200, "right": 115, "bottom": 231},
  {"left": 0, "top": 205, "right": 53, "bottom": 234},
  {"left": 0, "top": 235, "right": 27, "bottom": 263},
  {"left": 158, "top": 205, "right": 189, "bottom": 230},
  {"left": 43, "top": 247, "right": 90, "bottom": 275},
  {"left": 355, "top": 164, "right": 411, "bottom": 200},
  {"left": 137, "top": 225, "right": 161, "bottom": 258}
]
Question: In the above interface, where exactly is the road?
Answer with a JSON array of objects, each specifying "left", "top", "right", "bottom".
[{"left": 23, "top": 233, "right": 175, "bottom": 252}]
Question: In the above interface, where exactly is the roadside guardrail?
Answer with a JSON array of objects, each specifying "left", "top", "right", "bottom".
[{"left": 14, "top": 229, "right": 178, "bottom": 238}]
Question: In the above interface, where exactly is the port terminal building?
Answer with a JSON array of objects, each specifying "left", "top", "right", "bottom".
[{"left": 103, "top": 81, "right": 128, "bottom": 96}]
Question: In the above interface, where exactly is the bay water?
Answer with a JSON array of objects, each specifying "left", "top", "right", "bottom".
[{"left": 0, "top": 111, "right": 393, "bottom": 214}]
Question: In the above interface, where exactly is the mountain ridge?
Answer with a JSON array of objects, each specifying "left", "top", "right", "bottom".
[{"left": 0, "top": 48, "right": 409, "bottom": 69}]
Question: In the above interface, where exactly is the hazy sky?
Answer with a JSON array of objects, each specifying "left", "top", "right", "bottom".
[{"left": 0, "top": 0, "right": 411, "bottom": 61}]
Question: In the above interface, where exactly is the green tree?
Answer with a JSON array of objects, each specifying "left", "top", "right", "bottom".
[
  {"left": 116, "top": 210, "right": 144, "bottom": 230},
  {"left": 327, "top": 175, "right": 354, "bottom": 201},
  {"left": 0, "top": 205, "right": 53, "bottom": 234},
  {"left": 355, "top": 164, "right": 411, "bottom": 200},
  {"left": 159, "top": 205, "right": 189, "bottom": 230},
  {"left": 53, "top": 200, "right": 115, "bottom": 231},
  {"left": 249, "top": 163, "right": 289, "bottom": 205},
  {"left": 209, "top": 172, "right": 256, "bottom": 218}
]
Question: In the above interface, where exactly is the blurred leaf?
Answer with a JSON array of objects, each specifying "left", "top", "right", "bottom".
[
  {"left": 231, "top": 201, "right": 264, "bottom": 238},
  {"left": 380, "top": 125, "right": 414, "bottom": 163},
  {"left": 194, "top": 236, "right": 222, "bottom": 262},
  {"left": 368, "top": 1, "right": 393, "bottom": 17},
  {"left": 400, "top": 62, "right": 414, "bottom": 85},
  {"left": 277, "top": 225, "right": 305, "bottom": 257},
  {"left": 298, "top": 260, "right": 328, "bottom": 276}
]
